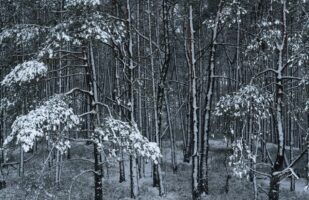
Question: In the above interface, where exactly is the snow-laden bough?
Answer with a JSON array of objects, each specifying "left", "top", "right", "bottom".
[
  {"left": 1, "top": 60, "right": 47, "bottom": 87},
  {"left": 4, "top": 95, "right": 80, "bottom": 153},
  {"left": 95, "top": 117, "right": 161, "bottom": 164}
]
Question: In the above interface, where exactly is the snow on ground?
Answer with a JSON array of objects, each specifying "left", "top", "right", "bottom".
[
  {"left": 1, "top": 139, "right": 309, "bottom": 199},
  {"left": 259, "top": 177, "right": 309, "bottom": 194}
]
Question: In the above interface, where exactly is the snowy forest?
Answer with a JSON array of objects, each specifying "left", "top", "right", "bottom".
[{"left": 2, "top": 0, "right": 309, "bottom": 199}]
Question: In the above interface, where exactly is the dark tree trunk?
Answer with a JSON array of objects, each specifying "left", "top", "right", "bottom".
[
  {"left": 268, "top": 1, "right": 286, "bottom": 199},
  {"left": 84, "top": 46, "right": 103, "bottom": 200},
  {"left": 198, "top": 1, "right": 222, "bottom": 195}
]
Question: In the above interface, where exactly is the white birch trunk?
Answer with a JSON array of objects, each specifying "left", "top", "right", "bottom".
[
  {"left": 187, "top": 5, "right": 199, "bottom": 199},
  {"left": 127, "top": 0, "right": 139, "bottom": 197}
]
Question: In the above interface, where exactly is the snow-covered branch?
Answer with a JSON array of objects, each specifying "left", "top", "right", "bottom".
[
  {"left": 1, "top": 60, "right": 47, "bottom": 87},
  {"left": 95, "top": 117, "right": 161, "bottom": 164},
  {"left": 215, "top": 85, "right": 272, "bottom": 119},
  {"left": 4, "top": 95, "right": 80, "bottom": 152}
]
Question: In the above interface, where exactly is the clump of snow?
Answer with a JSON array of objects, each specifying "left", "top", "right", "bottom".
[
  {"left": 95, "top": 117, "right": 161, "bottom": 163},
  {"left": 215, "top": 85, "right": 272, "bottom": 119},
  {"left": 0, "top": 97, "right": 15, "bottom": 111},
  {"left": 4, "top": 95, "right": 80, "bottom": 153},
  {"left": 65, "top": 0, "right": 101, "bottom": 8},
  {"left": 0, "top": 24, "right": 43, "bottom": 46},
  {"left": 1, "top": 60, "right": 47, "bottom": 87},
  {"left": 229, "top": 139, "right": 255, "bottom": 179},
  {"left": 38, "top": 14, "right": 125, "bottom": 59}
]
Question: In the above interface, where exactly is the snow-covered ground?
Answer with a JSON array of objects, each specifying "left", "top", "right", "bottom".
[{"left": 1, "top": 139, "right": 309, "bottom": 199}]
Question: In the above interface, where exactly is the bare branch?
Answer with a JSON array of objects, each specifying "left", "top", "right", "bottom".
[{"left": 65, "top": 88, "right": 92, "bottom": 96}]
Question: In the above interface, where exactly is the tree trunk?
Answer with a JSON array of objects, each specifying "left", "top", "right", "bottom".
[
  {"left": 199, "top": 1, "right": 222, "bottom": 195},
  {"left": 289, "top": 115, "right": 295, "bottom": 191},
  {"left": 94, "top": 143, "right": 103, "bottom": 200},
  {"left": 126, "top": 0, "right": 139, "bottom": 197},
  {"left": 84, "top": 44, "right": 103, "bottom": 200},
  {"left": 148, "top": 0, "right": 165, "bottom": 195},
  {"left": 19, "top": 101, "right": 25, "bottom": 177},
  {"left": 268, "top": 2, "right": 286, "bottom": 199},
  {"left": 19, "top": 144, "right": 24, "bottom": 177},
  {"left": 186, "top": 4, "right": 199, "bottom": 199},
  {"left": 55, "top": 150, "right": 61, "bottom": 186},
  {"left": 165, "top": 91, "right": 177, "bottom": 172}
]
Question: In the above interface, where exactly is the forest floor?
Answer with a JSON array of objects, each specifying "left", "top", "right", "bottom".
[{"left": 1, "top": 139, "right": 309, "bottom": 200}]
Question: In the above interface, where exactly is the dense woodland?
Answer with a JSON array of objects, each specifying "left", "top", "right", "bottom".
[{"left": 1, "top": 0, "right": 309, "bottom": 199}]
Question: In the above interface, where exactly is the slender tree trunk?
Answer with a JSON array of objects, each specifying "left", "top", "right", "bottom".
[
  {"left": 165, "top": 91, "right": 177, "bottom": 172},
  {"left": 19, "top": 144, "right": 24, "bottom": 177},
  {"left": 19, "top": 101, "right": 25, "bottom": 177},
  {"left": 306, "top": 86, "right": 309, "bottom": 187},
  {"left": 184, "top": 45, "right": 192, "bottom": 163},
  {"left": 249, "top": 114, "right": 253, "bottom": 182},
  {"left": 268, "top": 2, "right": 286, "bottom": 199},
  {"left": 268, "top": 54, "right": 285, "bottom": 200},
  {"left": 84, "top": 44, "right": 103, "bottom": 200},
  {"left": 186, "top": 4, "right": 199, "bottom": 199},
  {"left": 253, "top": 119, "right": 262, "bottom": 200},
  {"left": 56, "top": 17, "right": 63, "bottom": 185},
  {"left": 55, "top": 149, "right": 61, "bottom": 186},
  {"left": 126, "top": 0, "right": 139, "bottom": 197},
  {"left": 136, "top": 0, "right": 143, "bottom": 180},
  {"left": 148, "top": 0, "right": 165, "bottom": 195},
  {"left": 116, "top": 58, "right": 125, "bottom": 183},
  {"left": 94, "top": 143, "right": 103, "bottom": 200},
  {"left": 289, "top": 114, "right": 295, "bottom": 191},
  {"left": 1, "top": 106, "right": 7, "bottom": 166},
  {"left": 112, "top": 1, "right": 126, "bottom": 183},
  {"left": 199, "top": 1, "right": 222, "bottom": 195}
]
